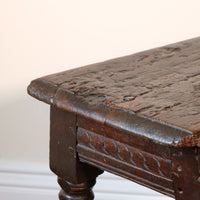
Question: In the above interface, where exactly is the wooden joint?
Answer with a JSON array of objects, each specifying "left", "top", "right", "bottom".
[{"left": 171, "top": 147, "right": 200, "bottom": 199}]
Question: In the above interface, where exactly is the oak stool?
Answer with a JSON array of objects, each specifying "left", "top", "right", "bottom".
[{"left": 28, "top": 37, "right": 200, "bottom": 200}]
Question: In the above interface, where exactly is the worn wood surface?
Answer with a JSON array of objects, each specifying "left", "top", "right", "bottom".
[
  {"left": 50, "top": 107, "right": 103, "bottom": 200},
  {"left": 171, "top": 147, "right": 200, "bottom": 200},
  {"left": 28, "top": 37, "right": 200, "bottom": 200},
  {"left": 28, "top": 37, "right": 200, "bottom": 147},
  {"left": 77, "top": 126, "right": 174, "bottom": 197},
  {"left": 45, "top": 38, "right": 200, "bottom": 132}
]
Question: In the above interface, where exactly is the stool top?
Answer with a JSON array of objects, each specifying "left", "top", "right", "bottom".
[{"left": 28, "top": 37, "right": 200, "bottom": 147}]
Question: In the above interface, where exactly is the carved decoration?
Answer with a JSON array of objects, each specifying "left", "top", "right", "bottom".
[{"left": 77, "top": 127, "right": 171, "bottom": 179}]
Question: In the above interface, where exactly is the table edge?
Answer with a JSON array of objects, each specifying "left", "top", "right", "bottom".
[{"left": 27, "top": 78, "right": 200, "bottom": 148}]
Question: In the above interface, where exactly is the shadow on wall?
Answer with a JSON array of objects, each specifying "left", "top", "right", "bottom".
[{"left": 0, "top": 90, "right": 50, "bottom": 163}]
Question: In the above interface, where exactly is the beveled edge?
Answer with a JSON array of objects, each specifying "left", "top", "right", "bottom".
[{"left": 27, "top": 78, "right": 200, "bottom": 147}]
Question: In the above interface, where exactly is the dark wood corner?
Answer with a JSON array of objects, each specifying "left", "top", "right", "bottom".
[{"left": 28, "top": 37, "right": 200, "bottom": 200}]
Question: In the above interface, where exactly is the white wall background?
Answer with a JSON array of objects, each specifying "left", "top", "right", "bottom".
[{"left": 0, "top": 0, "right": 200, "bottom": 199}]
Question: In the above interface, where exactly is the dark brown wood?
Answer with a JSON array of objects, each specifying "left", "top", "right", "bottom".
[
  {"left": 28, "top": 37, "right": 200, "bottom": 148},
  {"left": 50, "top": 106, "right": 103, "bottom": 200},
  {"left": 27, "top": 37, "right": 200, "bottom": 200},
  {"left": 171, "top": 147, "right": 200, "bottom": 199},
  {"left": 77, "top": 127, "right": 174, "bottom": 197}
]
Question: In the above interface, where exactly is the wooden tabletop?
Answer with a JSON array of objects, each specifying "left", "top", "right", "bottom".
[{"left": 28, "top": 37, "right": 200, "bottom": 148}]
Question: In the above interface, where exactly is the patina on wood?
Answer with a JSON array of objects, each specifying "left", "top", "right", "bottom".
[
  {"left": 28, "top": 37, "right": 200, "bottom": 148},
  {"left": 27, "top": 37, "right": 200, "bottom": 200},
  {"left": 50, "top": 106, "right": 103, "bottom": 200}
]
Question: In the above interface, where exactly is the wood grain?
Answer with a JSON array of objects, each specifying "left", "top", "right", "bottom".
[
  {"left": 171, "top": 147, "right": 200, "bottom": 200},
  {"left": 27, "top": 37, "right": 200, "bottom": 200},
  {"left": 76, "top": 127, "right": 174, "bottom": 197},
  {"left": 28, "top": 37, "right": 200, "bottom": 147},
  {"left": 50, "top": 107, "right": 103, "bottom": 200}
]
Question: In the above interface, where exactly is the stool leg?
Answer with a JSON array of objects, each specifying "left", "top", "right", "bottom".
[
  {"left": 58, "top": 177, "right": 96, "bottom": 200},
  {"left": 171, "top": 147, "right": 200, "bottom": 200},
  {"left": 49, "top": 106, "right": 103, "bottom": 200}
]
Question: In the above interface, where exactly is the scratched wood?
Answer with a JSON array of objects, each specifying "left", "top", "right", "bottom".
[
  {"left": 28, "top": 37, "right": 200, "bottom": 147},
  {"left": 28, "top": 37, "right": 200, "bottom": 200}
]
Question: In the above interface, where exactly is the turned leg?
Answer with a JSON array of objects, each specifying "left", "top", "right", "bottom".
[
  {"left": 58, "top": 178, "right": 95, "bottom": 200},
  {"left": 49, "top": 106, "right": 103, "bottom": 200},
  {"left": 57, "top": 163, "right": 101, "bottom": 200}
]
